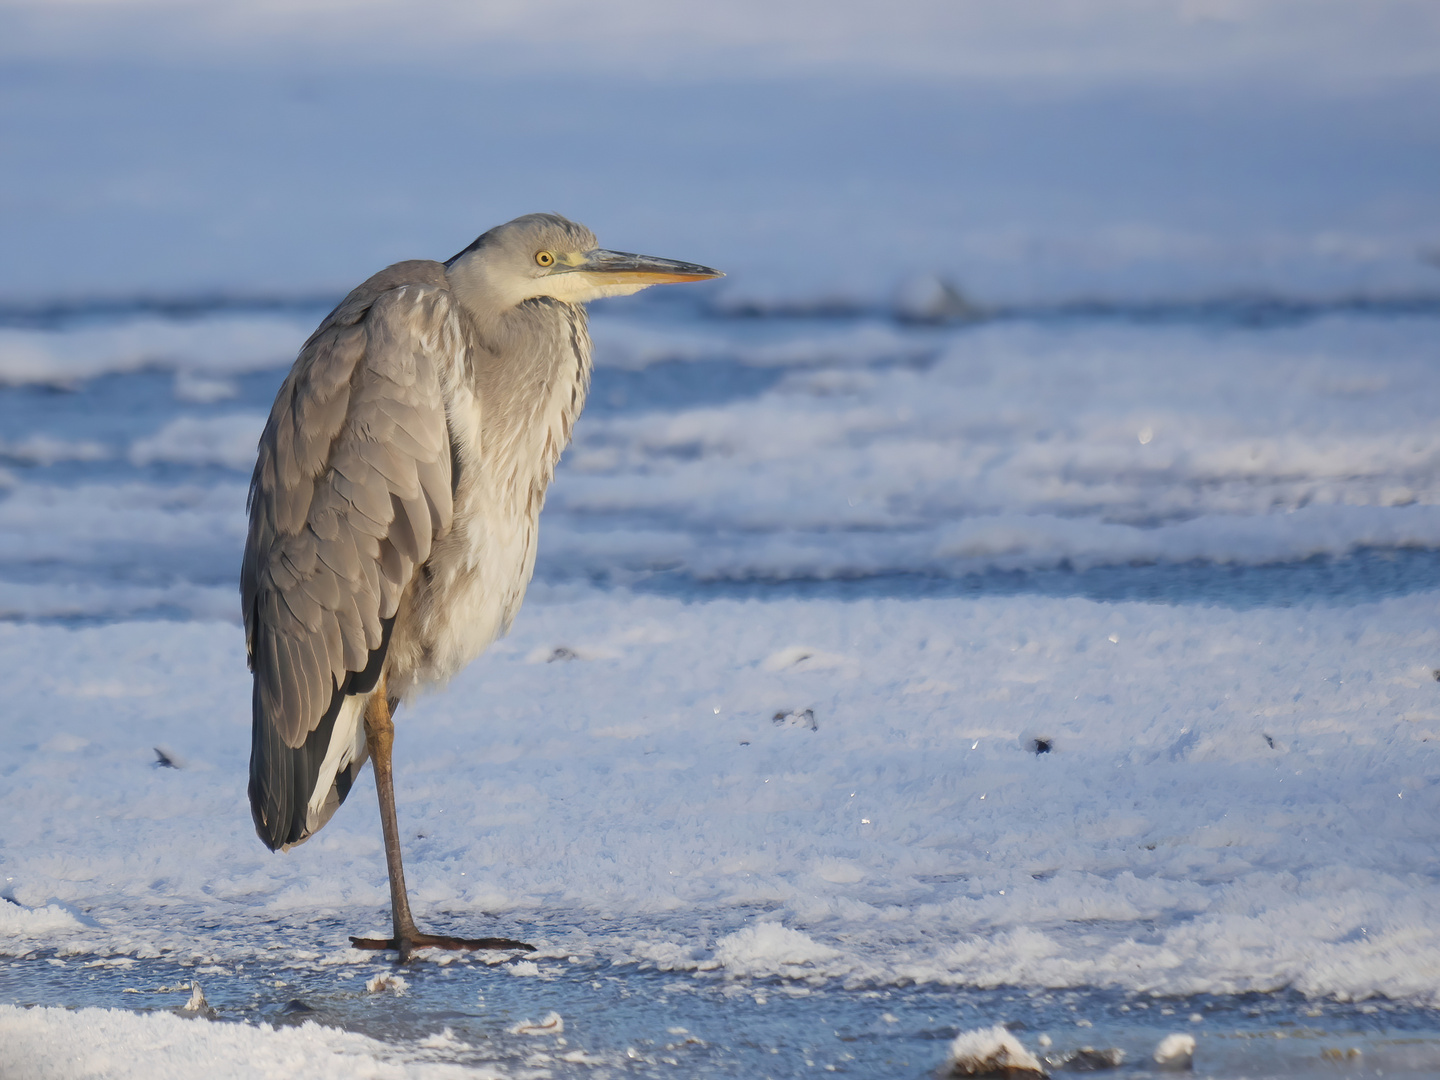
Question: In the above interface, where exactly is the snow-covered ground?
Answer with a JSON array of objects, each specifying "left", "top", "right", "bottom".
[
  {"left": 5, "top": 2, "right": 1440, "bottom": 1074},
  {"left": 0, "top": 1003, "right": 495, "bottom": 1080},
  {"left": 5, "top": 586, "right": 1440, "bottom": 998},
  {"left": 3, "top": 299, "right": 1440, "bottom": 1076}
]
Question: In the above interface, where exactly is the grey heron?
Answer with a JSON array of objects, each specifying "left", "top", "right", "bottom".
[{"left": 243, "top": 214, "right": 721, "bottom": 959}]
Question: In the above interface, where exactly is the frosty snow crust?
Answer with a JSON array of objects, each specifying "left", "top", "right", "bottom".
[
  {"left": 4, "top": 588, "right": 1440, "bottom": 1003},
  {"left": 3, "top": 277, "right": 1440, "bottom": 1007}
]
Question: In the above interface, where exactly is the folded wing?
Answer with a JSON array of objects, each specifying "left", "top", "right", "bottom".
[{"left": 243, "top": 264, "right": 463, "bottom": 849}]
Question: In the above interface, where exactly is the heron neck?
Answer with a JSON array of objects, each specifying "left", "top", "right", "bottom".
[{"left": 463, "top": 297, "right": 592, "bottom": 511}]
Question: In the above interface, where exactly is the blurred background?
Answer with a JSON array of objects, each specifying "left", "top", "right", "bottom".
[
  {"left": 1, "top": 0, "right": 1439, "bottom": 620},
  {"left": 4, "top": 0, "right": 1439, "bottom": 303}
]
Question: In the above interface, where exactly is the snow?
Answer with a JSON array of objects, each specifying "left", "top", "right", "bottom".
[
  {"left": 1, "top": 300, "right": 1439, "bottom": 1029},
  {"left": 128, "top": 413, "right": 266, "bottom": 471},
  {"left": 4, "top": 6, "right": 1440, "bottom": 1069},
  {"left": 0, "top": 434, "right": 108, "bottom": 467},
  {"left": 0, "top": 579, "right": 235, "bottom": 623},
  {"left": 1154, "top": 1033, "right": 1197, "bottom": 1068},
  {"left": 365, "top": 973, "right": 408, "bottom": 995},
  {"left": 0, "top": 904, "right": 86, "bottom": 941},
  {"left": 712, "top": 925, "right": 841, "bottom": 976},
  {"left": 2, "top": 313, "right": 1437, "bottom": 624},
  {"left": 181, "top": 981, "right": 214, "bottom": 1018},
  {"left": 0, "top": 1005, "right": 497, "bottom": 1079},
  {"left": 3, "top": 282, "right": 1440, "bottom": 1080},
  {"left": 3, "top": 588, "right": 1440, "bottom": 1002},
  {"left": 541, "top": 315, "right": 1440, "bottom": 583},
  {"left": 0, "top": 318, "right": 312, "bottom": 388},
  {"left": 945, "top": 1024, "right": 1044, "bottom": 1077}
]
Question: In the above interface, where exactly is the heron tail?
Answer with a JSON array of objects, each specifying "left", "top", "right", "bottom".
[
  {"left": 247, "top": 611, "right": 397, "bottom": 850},
  {"left": 248, "top": 679, "right": 372, "bottom": 851}
]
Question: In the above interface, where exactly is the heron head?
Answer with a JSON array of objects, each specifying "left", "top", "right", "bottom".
[{"left": 446, "top": 213, "right": 722, "bottom": 313}]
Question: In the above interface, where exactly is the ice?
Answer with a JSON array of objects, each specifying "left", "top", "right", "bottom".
[
  {"left": 2, "top": 298, "right": 1439, "bottom": 1025},
  {"left": 588, "top": 318, "right": 931, "bottom": 372},
  {"left": 173, "top": 370, "right": 241, "bottom": 404},
  {"left": 181, "top": 980, "right": 215, "bottom": 1018},
  {"left": 893, "top": 275, "right": 986, "bottom": 324},
  {"left": 0, "top": 580, "right": 236, "bottom": 623},
  {"left": 0, "top": 480, "right": 245, "bottom": 565},
  {"left": 1050, "top": 1046, "right": 1125, "bottom": 1070}
]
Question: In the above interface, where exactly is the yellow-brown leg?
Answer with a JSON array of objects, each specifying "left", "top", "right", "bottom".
[{"left": 348, "top": 676, "right": 533, "bottom": 961}]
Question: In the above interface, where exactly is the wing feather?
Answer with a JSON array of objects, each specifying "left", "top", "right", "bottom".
[
  {"left": 245, "top": 267, "right": 461, "bottom": 850},
  {"left": 386, "top": 493, "right": 422, "bottom": 564},
  {"left": 415, "top": 455, "right": 452, "bottom": 530}
]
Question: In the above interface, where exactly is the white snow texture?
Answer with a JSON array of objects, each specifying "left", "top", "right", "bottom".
[
  {"left": 4, "top": 2, "right": 1440, "bottom": 1074},
  {"left": 946, "top": 1024, "right": 1044, "bottom": 1076},
  {"left": 4, "top": 590, "right": 1440, "bottom": 999},
  {"left": 0, "top": 1004, "right": 495, "bottom": 1080}
]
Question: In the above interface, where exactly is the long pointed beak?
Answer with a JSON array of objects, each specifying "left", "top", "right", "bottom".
[{"left": 568, "top": 249, "right": 723, "bottom": 285}]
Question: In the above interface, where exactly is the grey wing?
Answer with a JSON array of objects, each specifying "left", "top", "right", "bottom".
[{"left": 243, "top": 281, "right": 462, "bottom": 850}]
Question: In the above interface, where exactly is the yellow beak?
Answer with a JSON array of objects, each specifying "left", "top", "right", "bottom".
[{"left": 565, "top": 249, "right": 724, "bottom": 286}]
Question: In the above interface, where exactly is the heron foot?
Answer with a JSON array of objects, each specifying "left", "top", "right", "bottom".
[{"left": 350, "top": 931, "right": 535, "bottom": 961}]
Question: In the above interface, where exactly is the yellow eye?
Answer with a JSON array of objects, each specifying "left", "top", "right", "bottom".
[{"left": 535, "top": 251, "right": 555, "bottom": 267}]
